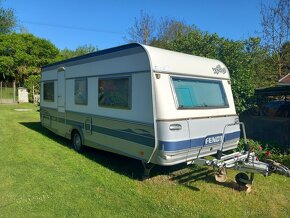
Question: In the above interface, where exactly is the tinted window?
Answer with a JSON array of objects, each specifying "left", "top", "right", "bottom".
[
  {"left": 98, "top": 77, "right": 130, "bottom": 109},
  {"left": 172, "top": 77, "right": 228, "bottom": 109},
  {"left": 75, "top": 78, "right": 88, "bottom": 105},
  {"left": 43, "top": 82, "right": 54, "bottom": 101}
]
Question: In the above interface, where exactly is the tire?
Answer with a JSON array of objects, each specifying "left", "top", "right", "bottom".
[
  {"left": 235, "top": 172, "right": 249, "bottom": 186},
  {"left": 72, "top": 131, "right": 84, "bottom": 153}
]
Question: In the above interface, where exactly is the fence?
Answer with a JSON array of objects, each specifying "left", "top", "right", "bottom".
[
  {"left": 0, "top": 81, "right": 17, "bottom": 104},
  {"left": 240, "top": 114, "right": 290, "bottom": 149}
]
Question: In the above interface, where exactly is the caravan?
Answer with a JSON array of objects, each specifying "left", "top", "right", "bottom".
[
  {"left": 41, "top": 43, "right": 239, "bottom": 164},
  {"left": 40, "top": 43, "right": 289, "bottom": 183}
]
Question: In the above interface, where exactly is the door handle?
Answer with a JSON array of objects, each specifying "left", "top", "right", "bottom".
[{"left": 169, "top": 124, "right": 182, "bottom": 131}]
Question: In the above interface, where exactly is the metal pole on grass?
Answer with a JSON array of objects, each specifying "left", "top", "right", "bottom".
[
  {"left": 33, "top": 84, "right": 35, "bottom": 104},
  {"left": 0, "top": 81, "right": 2, "bottom": 103},
  {"left": 13, "top": 81, "right": 16, "bottom": 103}
]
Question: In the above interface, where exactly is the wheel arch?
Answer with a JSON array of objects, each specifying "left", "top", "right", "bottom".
[{"left": 71, "top": 126, "right": 84, "bottom": 144}]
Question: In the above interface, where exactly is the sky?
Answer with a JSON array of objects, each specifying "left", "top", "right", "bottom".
[{"left": 3, "top": 0, "right": 270, "bottom": 50}]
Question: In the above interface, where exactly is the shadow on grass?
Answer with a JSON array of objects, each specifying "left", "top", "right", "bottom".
[
  {"left": 19, "top": 122, "right": 184, "bottom": 179},
  {"left": 170, "top": 165, "right": 251, "bottom": 192},
  {"left": 169, "top": 166, "right": 214, "bottom": 191},
  {"left": 19, "top": 121, "right": 243, "bottom": 191},
  {"left": 19, "top": 122, "right": 145, "bottom": 179}
]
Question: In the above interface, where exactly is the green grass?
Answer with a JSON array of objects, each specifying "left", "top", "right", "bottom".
[{"left": 0, "top": 103, "right": 289, "bottom": 217}]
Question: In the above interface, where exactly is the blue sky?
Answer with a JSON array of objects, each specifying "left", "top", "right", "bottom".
[{"left": 4, "top": 0, "right": 269, "bottom": 50}]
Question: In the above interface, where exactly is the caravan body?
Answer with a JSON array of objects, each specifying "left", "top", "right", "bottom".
[{"left": 40, "top": 43, "right": 240, "bottom": 166}]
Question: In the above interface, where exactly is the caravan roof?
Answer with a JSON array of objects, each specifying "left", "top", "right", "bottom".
[{"left": 42, "top": 43, "right": 230, "bottom": 80}]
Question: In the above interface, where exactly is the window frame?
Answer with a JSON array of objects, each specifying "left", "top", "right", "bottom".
[
  {"left": 98, "top": 76, "right": 132, "bottom": 110},
  {"left": 43, "top": 81, "right": 55, "bottom": 102},
  {"left": 74, "top": 77, "right": 88, "bottom": 105},
  {"left": 170, "top": 76, "right": 229, "bottom": 110}
]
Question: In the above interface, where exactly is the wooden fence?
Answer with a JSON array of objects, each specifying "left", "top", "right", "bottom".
[{"left": 0, "top": 81, "right": 17, "bottom": 104}]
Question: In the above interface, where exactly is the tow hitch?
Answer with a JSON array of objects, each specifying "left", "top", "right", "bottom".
[
  {"left": 190, "top": 151, "right": 290, "bottom": 186},
  {"left": 188, "top": 122, "right": 290, "bottom": 189}
]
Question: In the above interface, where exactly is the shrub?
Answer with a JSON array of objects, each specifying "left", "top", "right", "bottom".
[
  {"left": 237, "top": 139, "right": 275, "bottom": 160},
  {"left": 270, "top": 153, "right": 290, "bottom": 168},
  {"left": 237, "top": 139, "right": 290, "bottom": 168},
  {"left": 24, "top": 74, "right": 40, "bottom": 102}
]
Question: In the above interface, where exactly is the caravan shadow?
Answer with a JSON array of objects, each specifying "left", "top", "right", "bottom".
[
  {"left": 19, "top": 122, "right": 186, "bottom": 180},
  {"left": 19, "top": 122, "right": 241, "bottom": 191},
  {"left": 169, "top": 165, "right": 248, "bottom": 192},
  {"left": 19, "top": 121, "right": 144, "bottom": 179}
]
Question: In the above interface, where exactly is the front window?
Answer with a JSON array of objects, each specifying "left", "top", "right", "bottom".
[{"left": 172, "top": 77, "right": 228, "bottom": 109}]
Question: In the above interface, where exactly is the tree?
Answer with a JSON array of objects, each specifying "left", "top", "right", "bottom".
[
  {"left": 74, "top": 44, "right": 98, "bottom": 55},
  {"left": 125, "top": 13, "right": 275, "bottom": 112},
  {"left": 126, "top": 13, "right": 195, "bottom": 46},
  {"left": 260, "top": 0, "right": 290, "bottom": 79},
  {"left": 150, "top": 18, "right": 195, "bottom": 48},
  {"left": 157, "top": 18, "right": 193, "bottom": 42},
  {"left": 0, "top": 33, "right": 59, "bottom": 85},
  {"left": 0, "top": 0, "right": 16, "bottom": 34},
  {"left": 126, "top": 10, "right": 156, "bottom": 45},
  {"left": 281, "top": 41, "right": 290, "bottom": 74},
  {"left": 58, "top": 44, "right": 98, "bottom": 60},
  {"left": 219, "top": 39, "right": 256, "bottom": 112},
  {"left": 24, "top": 74, "right": 40, "bottom": 102}
]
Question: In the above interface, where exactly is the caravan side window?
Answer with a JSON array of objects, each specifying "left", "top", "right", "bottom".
[
  {"left": 172, "top": 77, "right": 229, "bottom": 109},
  {"left": 43, "top": 81, "right": 54, "bottom": 102},
  {"left": 98, "top": 77, "right": 131, "bottom": 109},
  {"left": 75, "top": 78, "right": 88, "bottom": 105}
]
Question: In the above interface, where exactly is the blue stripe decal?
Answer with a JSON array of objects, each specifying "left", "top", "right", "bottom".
[
  {"left": 41, "top": 113, "right": 155, "bottom": 147},
  {"left": 191, "top": 138, "right": 205, "bottom": 147},
  {"left": 66, "top": 119, "right": 84, "bottom": 128},
  {"left": 160, "top": 131, "right": 240, "bottom": 152},
  {"left": 55, "top": 117, "right": 155, "bottom": 147},
  {"left": 91, "top": 125, "right": 155, "bottom": 147},
  {"left": 42, "top": 112, "right": 239, "bottom": 151},
  {"left": 159, "top": 139, "right": 190, "bottom": 151},
  {"left": 224, "top": 131, "right": 240, "bottom": 141}
]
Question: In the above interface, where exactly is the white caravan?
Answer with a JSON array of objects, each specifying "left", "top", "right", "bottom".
[
  {"left": 40, "top": 43, "right": 239, "bottom": 168},
  {"left": 41, "top": 43, "right": 290, "bottom": 183}
]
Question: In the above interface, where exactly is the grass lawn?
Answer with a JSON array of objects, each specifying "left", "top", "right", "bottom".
[{"left": 0, "top": 103, "right": 289, "bottom": 217}]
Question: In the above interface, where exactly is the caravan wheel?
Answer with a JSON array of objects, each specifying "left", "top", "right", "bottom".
[{"left": 72, "top": 131, "right": 84, "bottom": 153}]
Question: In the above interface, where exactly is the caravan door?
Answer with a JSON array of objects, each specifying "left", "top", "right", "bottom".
[{"left": 57, "top": 70, "right": 65, "bottom": 112}]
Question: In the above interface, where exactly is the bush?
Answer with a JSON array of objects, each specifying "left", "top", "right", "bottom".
[
  {"left": 24, "top": 74, "right": 40, "bottom": 102},
  {"left": 237, "top": 139, "right": 290, "bottom": 168},
  {"left": 237, "top": 139, "right": 275, "bottom": 160},
  {"left": 270, "top": 153, "right": 290, "bottom": 168}
]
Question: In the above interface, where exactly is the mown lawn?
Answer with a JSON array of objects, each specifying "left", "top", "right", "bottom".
[{"left": 0, "top": 103, "right": 289, "bottom": 217}]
